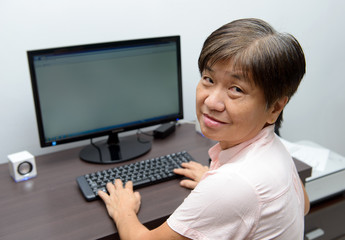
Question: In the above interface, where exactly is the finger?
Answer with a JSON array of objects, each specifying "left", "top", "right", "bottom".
[
  {"left": 181, "top": 161, "right": 200, "bottom": 169},
  {"left": 134, "top": 191, "right": 141, "bottom": 202},
  {"left": 174, "top": 168, "right": 195, "bottom": 179},
  {"left": 114, "top": 179, "right": 124, "bottom": 189},
  {"left": 181, "top": 161, "right": 209, "bottom": 174},
  {"left": 98, "top": 189, "right": 110, "bottom": 203},
  {"left": 134, "top": 191, "right": 141, "bottom": 213},
  {"left": 180, "top": 161, "right": 194, "bottom": 169},
  {"left": 180, "top": 179, "right": 198, "bottom": 190},
  {"left": 134, "top": 191, "right": 141, "bottom": 206},
  {"left": 106, "top": 182, "right": 116, "bottom": 195},
  {"left": 173, "top": 167, "right": 187, "bottom": 175},
  {"left": 125, "top": 180, "right": 133, "bottom": 190}
]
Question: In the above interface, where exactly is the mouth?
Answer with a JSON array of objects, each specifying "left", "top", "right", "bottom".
[{"left": 202, "top": 114, "right": 227, "bottom": 128}]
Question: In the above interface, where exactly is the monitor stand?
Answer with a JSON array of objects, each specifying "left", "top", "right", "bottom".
[{"left": 79, "top": 132, "right": 152, "bottom": 164}]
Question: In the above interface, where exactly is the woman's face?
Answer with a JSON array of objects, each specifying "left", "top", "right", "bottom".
[{"left": 196, "top": 61, "right": 279, "bottom": 150}]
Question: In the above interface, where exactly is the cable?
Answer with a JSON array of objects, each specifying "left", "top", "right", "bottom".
[
  {"left": 136, "top": 130, "right": 153, "bottom": 143},
  {"left": 137, "top": 129, "right": 154, "bottom": 137},
  {"left": 90, "top": 138, "right": 103, "bottom": 162}
]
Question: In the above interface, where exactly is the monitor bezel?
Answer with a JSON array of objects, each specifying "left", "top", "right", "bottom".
[{"left": 27, "top": 35, "right": 183, "bottom": 148}]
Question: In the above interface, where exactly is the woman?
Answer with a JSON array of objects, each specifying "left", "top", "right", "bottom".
[{"left": 99, "top": 18, "right": 310, "bottom": 240}]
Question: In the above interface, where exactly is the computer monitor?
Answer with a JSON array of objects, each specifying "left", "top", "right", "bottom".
[{"left": 27, "top": 36, "right": 183, "bottom": 164}]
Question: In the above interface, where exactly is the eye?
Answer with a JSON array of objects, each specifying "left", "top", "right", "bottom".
[
  {"left": 202, "top": 76, "right": 214, "bottom": 85},
  {"left": 230, "top": 86, "right": 243, "bottom": 93},
  {"left": 228, "top": 86, "right": 244, "bottom": 97}
]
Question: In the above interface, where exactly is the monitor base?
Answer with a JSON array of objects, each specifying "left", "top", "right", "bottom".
[{"left": 79, "top": 135, "right": 152, "bottom": 164}]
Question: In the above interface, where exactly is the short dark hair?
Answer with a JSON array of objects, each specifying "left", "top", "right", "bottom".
[{"left": 198, "top": 18, "right": 306, "bottom": 130}]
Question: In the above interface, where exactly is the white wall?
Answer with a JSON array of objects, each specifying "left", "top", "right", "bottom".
[{"left": 1, "top": 0, "right": 344, "bottom": 164}]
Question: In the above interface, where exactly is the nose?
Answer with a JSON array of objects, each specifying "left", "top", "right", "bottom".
[{"left": 204, "top": 90, "right": 225, "bottom": 112}]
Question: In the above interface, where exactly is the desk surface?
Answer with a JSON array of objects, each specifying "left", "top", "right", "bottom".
[{"left": 0, "top": 124, "right": 311, "bottom": 240}]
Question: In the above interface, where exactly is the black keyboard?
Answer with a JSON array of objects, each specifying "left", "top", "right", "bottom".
[{"left": 77, "top": 151, "right": 195, "bottom": 201}]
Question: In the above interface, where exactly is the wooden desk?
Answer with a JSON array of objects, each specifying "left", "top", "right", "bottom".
[{"left": 0, "top": 124, "right": 311, "bottom": 240}]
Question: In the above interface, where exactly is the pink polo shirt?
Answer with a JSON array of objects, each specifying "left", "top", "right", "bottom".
[{"left": 167, "top": 125, "right": 305, "bottom": 240}]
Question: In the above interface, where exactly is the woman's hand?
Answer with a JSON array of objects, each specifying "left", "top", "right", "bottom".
[
  {"left": 98, "top": 179, "right": 141, "bottom": 221},
  {"left": 173, "top": 161, "right": 209, "bottom": 189}
]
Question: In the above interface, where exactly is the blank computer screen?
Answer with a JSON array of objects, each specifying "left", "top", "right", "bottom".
[{"left": 32, "top": 41, "right": 180, "bottom": 142}]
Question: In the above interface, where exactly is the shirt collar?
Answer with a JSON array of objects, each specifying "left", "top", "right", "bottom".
[{"left": 208, "top": 125, "right": 275, "bottom": 169}]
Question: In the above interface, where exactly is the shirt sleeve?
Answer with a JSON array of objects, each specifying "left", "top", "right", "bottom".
[{"left": 167, "top": 171, "right": 261, "bottom": 240}]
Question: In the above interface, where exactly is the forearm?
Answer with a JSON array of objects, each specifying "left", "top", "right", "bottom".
[{"left": 115, "top": 211, "right": 150, "bottom": 240}]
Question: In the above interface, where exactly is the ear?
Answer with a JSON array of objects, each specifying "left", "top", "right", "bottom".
[{"left": 267, "top": 96, "right": 289, "bottom": 125}]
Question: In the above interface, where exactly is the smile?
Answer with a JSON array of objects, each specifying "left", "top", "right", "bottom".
[{"left": 203, "top": 114, "right": 227, "bottom": 128}]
